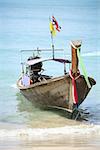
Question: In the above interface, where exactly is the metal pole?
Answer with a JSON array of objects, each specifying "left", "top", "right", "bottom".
[{"left": 51, "top": 34, "right": 55, "bottom": 59}]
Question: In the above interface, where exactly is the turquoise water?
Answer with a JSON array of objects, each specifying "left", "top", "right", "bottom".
[{"left": 0, "top": 0, "right": 100, "bottom": 148}]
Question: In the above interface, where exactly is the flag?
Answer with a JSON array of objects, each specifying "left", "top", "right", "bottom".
[
  {"left": 49, "top": 16, "right": 61, "bottom": 37},
  {"left": 52, "top": 16, "right": 61, "bottom": 32},
  {"left": 49, "top": 21, "right": 56, "bottom": 36}
]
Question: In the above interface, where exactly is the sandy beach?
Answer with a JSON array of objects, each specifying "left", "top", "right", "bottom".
[
  {"left": 30, "top": 147, "right": 98, "bottom": 150},
  {"left": 1, "top": 146, "right": 99, "bottom": 150},
  {"left": 0, "top": 121, "right": 100, "bottom": 150}
]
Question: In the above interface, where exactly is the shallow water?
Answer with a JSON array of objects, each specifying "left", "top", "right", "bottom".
[{"left": 0, "top": 0, "right": 100, "bottom": 149}]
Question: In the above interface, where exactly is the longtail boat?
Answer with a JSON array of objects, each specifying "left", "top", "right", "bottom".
[{"left": 17, "top": 40, "right": 96, "bottom": 119}]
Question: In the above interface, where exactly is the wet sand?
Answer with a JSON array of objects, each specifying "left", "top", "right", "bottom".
[
  {"left": 0, "top": 146, "right": 99, "bottom": 150},
  {"left": 29, "top": 147, "right": 98, "bottom": 150},
  {"left": 0, "top": 122, "right": 100, "bottom": 150}
]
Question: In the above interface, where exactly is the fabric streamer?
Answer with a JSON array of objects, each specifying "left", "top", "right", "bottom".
[
  {"left": 49, "top": 16, "right": 61, "bottom": 37},
  {"left": 69, "top": 70, "right": 79, "bottom": 104},
  {"left": 49, "top": 22, "right": 56, "bottom": 37},
  {"left": 77, "top": 48, "right": 91, "bottom": 88},
  {"left": 52, "top": 16, "right": 61, "bottom": 32}
]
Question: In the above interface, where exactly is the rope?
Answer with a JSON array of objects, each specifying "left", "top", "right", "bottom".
[{"left": 70, "top": 41, "right": 81, "bottom": 49}]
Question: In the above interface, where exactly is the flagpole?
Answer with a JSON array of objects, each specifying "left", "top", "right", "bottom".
[
  {"left": 49, "top": 16, "right": 61, "bottom": 59},
  {"left": 49, "top": 16, "right": 55, "bottom": 59},
  {"left": 51, "top": 33, "right": 55, "bottom": 59}
]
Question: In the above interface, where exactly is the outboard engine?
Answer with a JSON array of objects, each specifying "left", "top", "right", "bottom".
[{"left": 27, "top": 56, "right": 43, "bottom": 83}]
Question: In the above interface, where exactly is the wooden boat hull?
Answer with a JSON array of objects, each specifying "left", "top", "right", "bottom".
[{"left": 17, "top": 74, "right": 95, "bottom": 112}]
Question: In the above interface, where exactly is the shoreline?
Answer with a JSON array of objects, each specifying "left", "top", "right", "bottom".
[
  {"left": 0, "top": 122, "right": 100, "bottom": 145},
  {"left": 1, "top": 146, "right": 99, "bottom": 150}
]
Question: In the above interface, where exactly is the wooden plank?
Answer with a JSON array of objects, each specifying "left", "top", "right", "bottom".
[{"left": 71, "top": 40, "right": 82, "bottom": 76}]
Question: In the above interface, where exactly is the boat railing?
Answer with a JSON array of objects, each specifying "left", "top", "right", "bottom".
[{"left": 20, "top": 48, "right": 64, "bottom": 52}]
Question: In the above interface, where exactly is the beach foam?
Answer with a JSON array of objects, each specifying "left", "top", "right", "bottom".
[
  {"left": 0, "top": 124, "right": 100, "bottom": 140},
  {"left": 11, "top": 84, "right": 18, "bottom": 89}
]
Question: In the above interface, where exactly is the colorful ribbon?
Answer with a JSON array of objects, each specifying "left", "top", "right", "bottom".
[
  {"left": 77, "top": 48, "right": 91, "bottom": 88},
  {"left": 69, "top": 69, "right": 80, "bottom": 104}
]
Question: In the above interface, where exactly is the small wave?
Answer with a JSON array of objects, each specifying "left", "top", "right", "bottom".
[
  {"left": 10, "top": 84, "right": 17, "bottom": 89},
  {"left": 0, "top": 124, "right": 100, "bottom": 139},
  {"left": 82, "top": 51, "right": 100, "bottom": 57}
]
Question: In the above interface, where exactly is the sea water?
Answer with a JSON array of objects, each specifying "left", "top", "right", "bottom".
[{"left": 0, "top": 0, "right": 100, "bottom": 149}]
